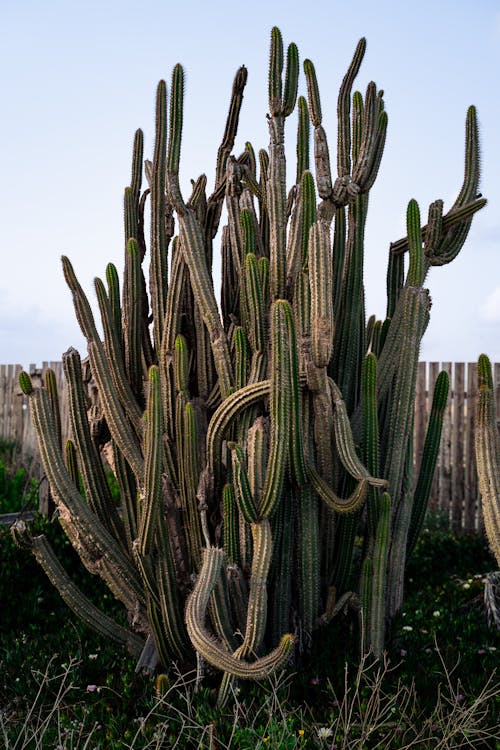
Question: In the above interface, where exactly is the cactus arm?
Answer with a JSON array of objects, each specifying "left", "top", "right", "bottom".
[
  {"left": 359, "top": 109, "right": 387, "bottom": 193},
  {"left": 63, "top": 348, "right": 127, "bottom": 550},
  {"left": 243, "top": 253, "right": 266, "bottom": 354},
  {"left": 337, "top": 38, "right": 366, "bottom": 178},
  {"left": 179, "top": 208, "right": 234, "bottom": 399},
  {"left": 208, "top": 64, "right": 248, "bottom": 235},
  {"left": 228, "top": 442, "right": 259, "bottom": 523},
  {"left": 11, "top": 522, "right": 144, "bottom": 657},
  {"left": 159, "top": 236, "right": 187, "bottom": 450},
  {"left": 362, "top": 353, "right": 381, "bottom": 546},
  {"left": 113, "top": 441, "right": 138, "bottom": 552},
  {"left": 310, "top": 220, "right": 334, "bottom": 368},
  {"left": 406, "top": 370, "right": 449, "bottom": 561},
  {"left": 359, "top": 556, "right": 372, "bottom": 657},
  {"left": 390, "top": 107, "right": 484, "bottom": 265},
  {"left": 259, "top": 301, "right": 292, "bottom": 518},
  {"left": 406, "top": 200, "right": 425, "bottom": 287},
  {"left": 475, "top": 355, "right": 500, "bottom": 567},
  {"left": 87, "top": 341, "right": 144, "bottom": 478},
  {"left": 282, "top": 42, "right": 299, "bottom": 117},
  {"left": 296, "top": 96, "right": 310, "bottom": 183},
  {"left": 64, "top": 439, "right": 79, "bottom": 487},
  {"left": 297, "top": 483, "right": 320, "bottom": 642},
  {"left": 207, "top": 380, "right": 270, "bottom": 480},
  {"left": 332, "top": 192, "right": 368, "bottom": 413},
  {"left": 330, "top": 380, "right": 386, "bottom": 487},
  {"left": 20, "top": 378, "right": 144, "bottom": 607},
  {"left": 303, "top": 59, "right": 333, "bottom": 201},
  {"left": 223, "top": 483, "right": 240, "bottom": 566},
  {"left": 308, "top": 468, "right": 368, "bottom": 514},
  {"left": 185, "top": 547, "right": 294, "bottom": 679},
  {"left": 137, "top": 367, "right": 163, "bottom": 556},
  {"left": 44, "top": 369, "right": 62, "bottom": 449},
  {"left": 122, "top": 239, "right": 143, "bottom": 401},
  {"left": 369, "top": 492, "right": 391, "bottom": 658},
  {"left": 150, "top": 80, "right": 169, "bottom": 354},
  {"left": 94, "top": 277, "right": 143, "bottom": 434},
  {"left": 351, "top": 82, "right": 378, "bottom": 186},
  {"left": 386, "top": 247, "right": 404, "bottom": 320},
  {"left": 258, "top": 149, "right": 270, "bottom": 256}
]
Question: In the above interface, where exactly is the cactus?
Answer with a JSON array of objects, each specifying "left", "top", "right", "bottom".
[
  {"left": 15, "top": 26, "right": 484, "bottom": 687},
  {"left": 475, "top": 355, "right": 500, "bottom": 567}
]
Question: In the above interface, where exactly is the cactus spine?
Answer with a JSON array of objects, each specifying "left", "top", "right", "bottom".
[{"left": 15, "top": 27, "right": 484, "bottom": 688}]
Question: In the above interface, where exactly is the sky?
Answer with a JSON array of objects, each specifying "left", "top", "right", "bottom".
[{"left": 1, "top": 0, "right": 500, "bottom": 367}]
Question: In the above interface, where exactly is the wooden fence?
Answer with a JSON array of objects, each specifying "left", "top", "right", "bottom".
[
  {"left": 0, "top": 362, "right": 71, "bottom": 474},
  {"left": 0, "top": 361, "right": 493, "bottom": 534}
]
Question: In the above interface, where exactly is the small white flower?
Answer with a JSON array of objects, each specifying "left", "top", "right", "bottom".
[
  {"left": 89, "top": 653, "right": 98, "bottom": 660},
  {"left": 402, "top": 625, "right": 413, "bottom": 632},
  {"left": 433, "top": 610, "right": 441, "bottom": 617},
  {"left": 316, "top": 727, "right": 333, "bottom": 740},
  {"left": 463, "top": 582, "right": 471, "bottom": 589}
]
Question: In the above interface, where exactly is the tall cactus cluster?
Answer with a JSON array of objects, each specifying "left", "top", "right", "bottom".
[{"left": 13, "top": 28, "right": 485, "bottom": 692}]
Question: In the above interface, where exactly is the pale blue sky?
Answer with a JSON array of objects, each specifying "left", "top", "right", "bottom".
[{"left": 1, "top": 0, "right": 500, "bottom": 366}]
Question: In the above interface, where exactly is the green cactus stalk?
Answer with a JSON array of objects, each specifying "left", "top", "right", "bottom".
[
  {"left": 475, "top": 355, "right": 500, "bottom": 567},
  {"left": 15, "top": 27, "right": 485, "bottom": 689}
]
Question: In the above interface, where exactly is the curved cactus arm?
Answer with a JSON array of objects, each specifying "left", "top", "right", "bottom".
[
  {"left": 11, "top": 522, "right": 144, "bottom": 657},
  {"left": 406, "top": 370, "right": 450, "bottom": 561},
  {"left": 475, "top": 354, "right": 500, "bottom": 567},
  {"left": 207, "top": 380, "right": 270, "bottom": 480},
  {"left": 390, "top": 107, "right": 485, "bottom": 266},
  {"left": 208, "top": 559, "right": 240, "bottom": 653},
  {"left": 330, "top": 380, "right": 386, "bottom": 488},
  {"left": 235, "top": 519, "right": 273, "bottom": 664},
  {"left": 185, "top": 547, "right": 295, "bottom": 679},
  {"left": 308, "top": 468, "right": 369, "bottom": 514}
]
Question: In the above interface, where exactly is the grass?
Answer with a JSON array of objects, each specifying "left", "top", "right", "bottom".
[{"left": 0, "top": 461, "right": 499, "bottom": 748}]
